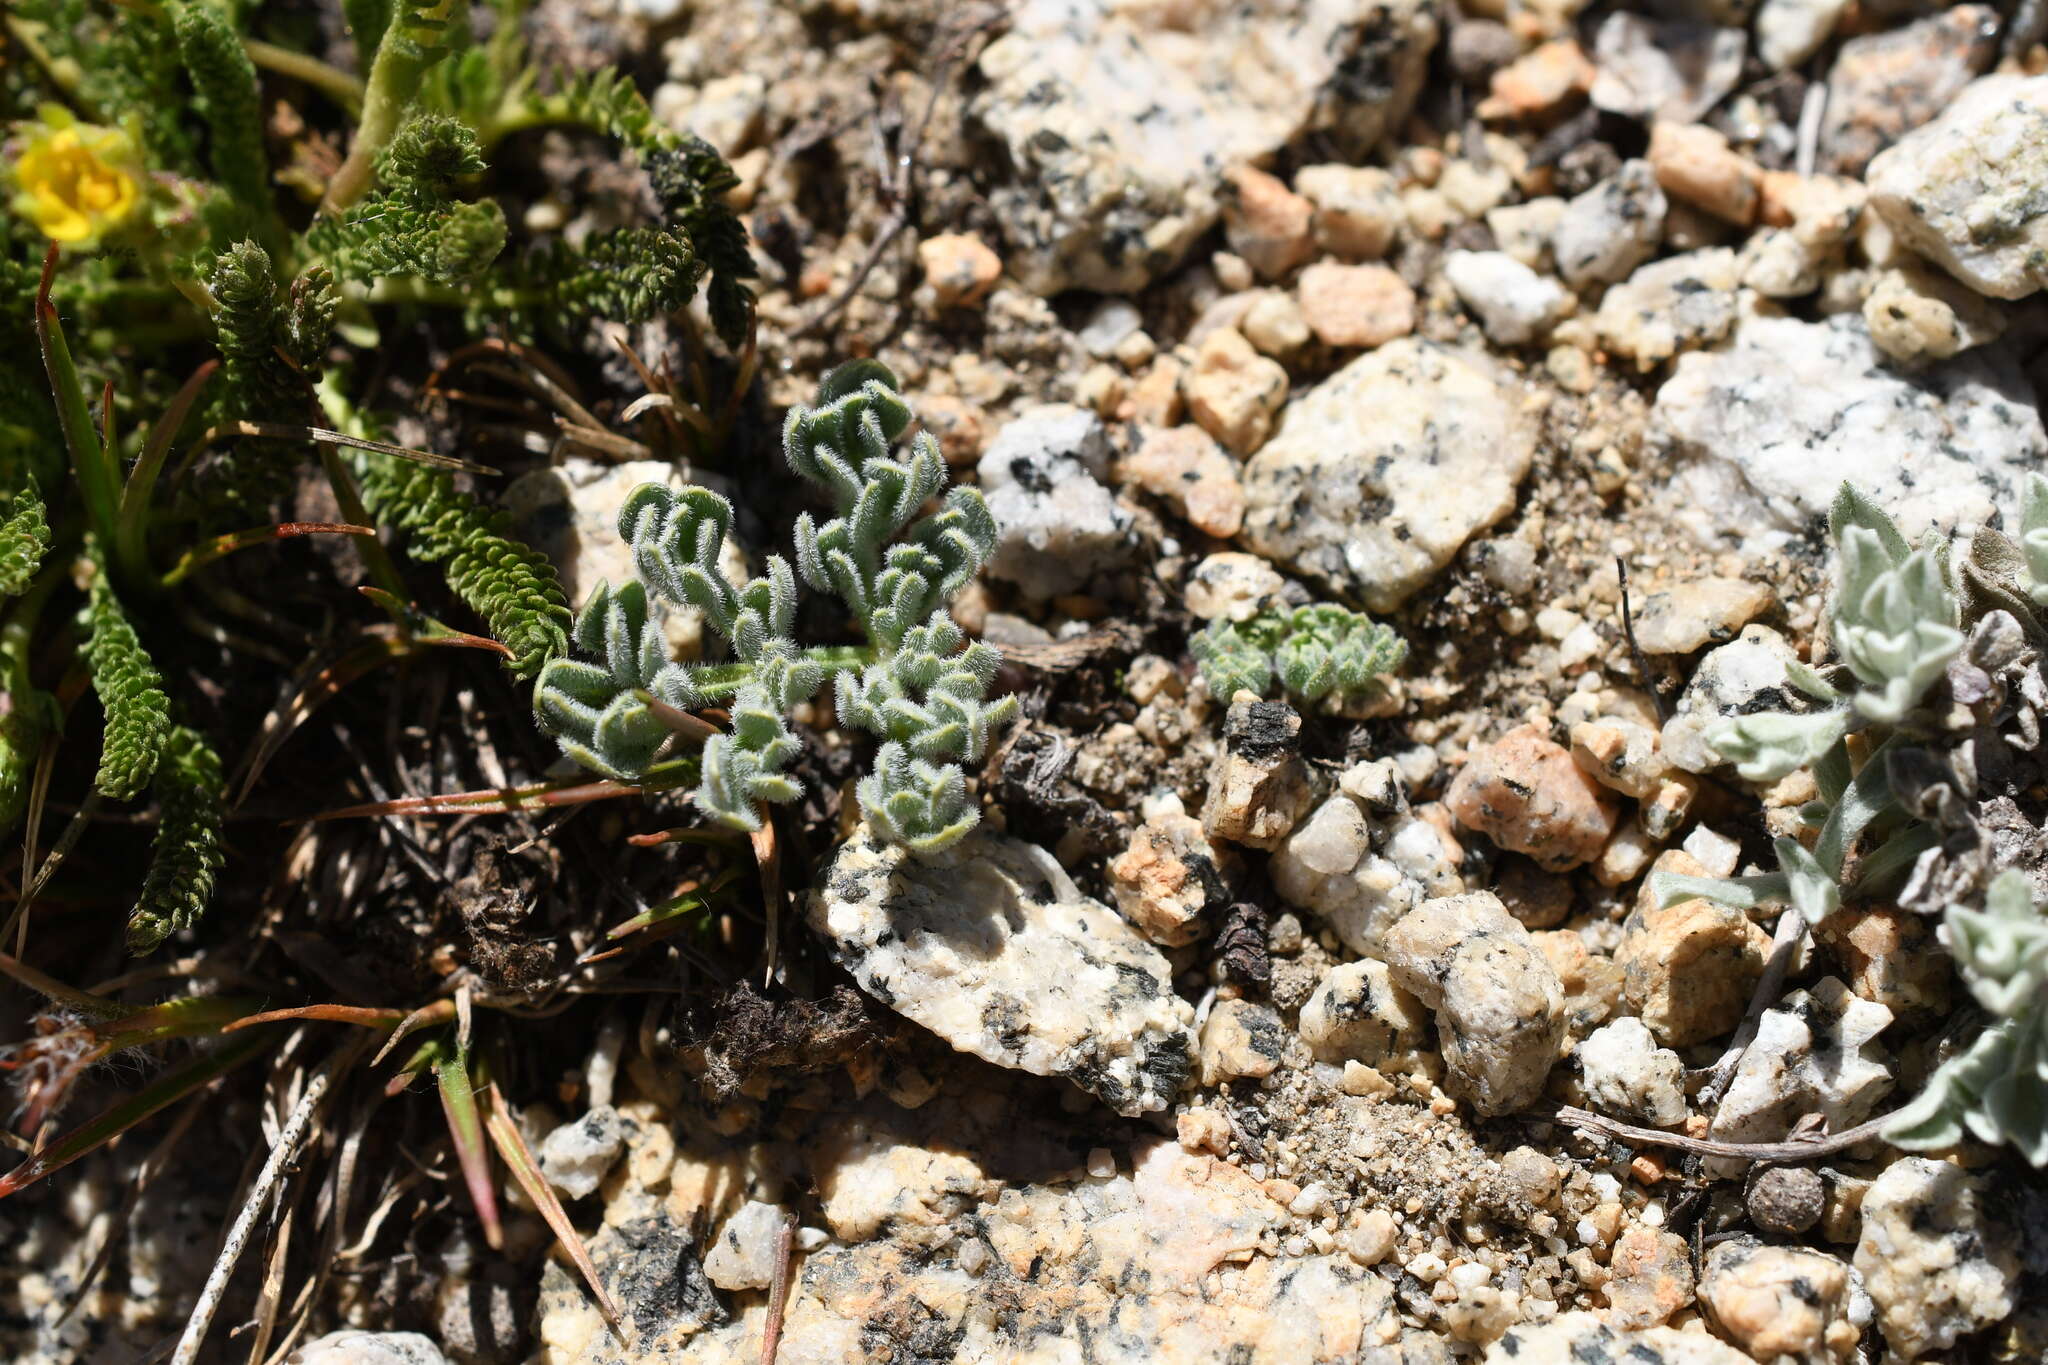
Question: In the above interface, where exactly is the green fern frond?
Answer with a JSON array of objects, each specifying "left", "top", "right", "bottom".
[
  {"left": 0, "top": 698, "right": 43, "bottom": 842},
  {"left": 206, "top": 242, "right": 331, "bottom": 509},
  {"left": 307, "top": 116, "right": 508, "bottom": 285},
  {"left": 126, "top": 725, "right": 225, "bottom": 954},
  {"left": 79, "top": 570, "right": 171, "bottom": 801},
  {"left": 168, "top": 0, "right": 270, "bottom": 214},
  {"left": 0, "top": 488, "right": 52, "bottom": 600},
  {"left": 648, "top": 137, "right": 757, "bottom": 348},
  {"left": 496, "top": 228, "right": 704, "bottom": 332},
  {"left": 355, "top": 455, "right": 570, "bottom": 677}
]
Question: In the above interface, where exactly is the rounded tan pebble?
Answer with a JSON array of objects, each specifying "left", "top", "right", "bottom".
[
  {"left": 1297, "top": 262, "right": 1417, "bottom": 349},
  {"left": 917, "top": 232, "right": 1002, "bottom": 308}
]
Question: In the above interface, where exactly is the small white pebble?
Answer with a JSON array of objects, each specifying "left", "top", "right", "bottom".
[
  {"left": 1575, "top": 1218, "right": 1600, "bottom": 1245},
  {"left": 1289, "top": 1182, "right": 1332, "bottom": 1217},
  {"left": 1449, "top": 1262, "right": 1492, "bottom": 1290},
  {"left": 1589, "top": 1173, "right": 1623, "bottom": 1201},
  {"left": 1086, "top": 1148, "right": 1117, "bottom": 1179},
  {"left": 1641, "top": 1200, "right": 1666, "bottom": 1227},
  {"left": 1409, "top": 1251, "right": 1448, "bottom": 1282},
  {"left": 1284, "top": 1234, "right": 1309, "bottom": 1257},
  {"left": 795, "top": 1226, "right": 830, "bottom": 1252},
  {"left": 1346, "top": 1209, "right": 1399, "bottom": 1266},
  {"left": 956, "top": 1239, "right": 990, "bottom": 1275}
]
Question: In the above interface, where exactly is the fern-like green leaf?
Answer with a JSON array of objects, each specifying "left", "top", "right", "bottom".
[
  {"left": 648, "top": 137, "right": 757, "bottom": 348},
  {"left": 0, "top": 488, "right": 52, "bottom": 599},
  {"left": 307, "top": 115, "right": 508, "bottom": 285},
  {"left": 355, "top": 455, "right": 570, "bottom": 676},
  {"left": 168, "top": 0, "right": 270, "bottom": 214},
  {"left": 126, "top": 725, "right": 226, "bottom": 954},
  {"left": 206, "top": 241, "right": 331, "bottom": 509},
  {"left": 79, "top": 571, "right": 171, "bottom": 801}
]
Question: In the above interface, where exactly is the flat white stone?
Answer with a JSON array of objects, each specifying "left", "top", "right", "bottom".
[{"left": 808, "top": 825, "right": 1196, "bottom": 1116}]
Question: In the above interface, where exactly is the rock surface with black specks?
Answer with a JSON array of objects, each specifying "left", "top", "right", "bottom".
[
  {"left": 1854, "top": 1157, "right": 2020, "bottom": 1358},
  {"left": 1241, "top": 339, "right": 1539, "bottom": 612},
  {"left": 1483, "top": 1311, "right": 1758, "bottom": 1365},
  {"left": 807, "top": 824, "right": 1196, "bottom": 1116},
  {"left": 1651, "top": 312, "right": 2046, "bottom": 553},
  {"left": 1382, "top": 892, "right": 1566, "bottom": 1116},
  {"left": 973, "top": 0, "right": 1437, "bottom": 294}
]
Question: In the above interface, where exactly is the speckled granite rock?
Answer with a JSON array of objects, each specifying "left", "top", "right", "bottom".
[
  {"left": 1199, "top": 997, "right": 1287, "bottom": 1084},
  {"left": 559, "top": 1135, "right": 1405, "bottom": 1364},
  {"left": 974, "top": 0, "right": 1437, "bottom": 294},
  {"left": 1201, "top": 697, "right": 1316, "bottom": 852},
  {"left": 1442, "top": 250, "right": 1573, "bottom": 346},
  {"left": 1617, "top": 852, "right": 1772, "bottom": 1047},
  {"left": 538, "top": 1105, "right": 625, "bottom": 1201},
  {"left": 1652, "top": 313, "right": 2046, "bottom": 551},
  {"left": 807, "top": 824, "right": 1196, "bottom": 1116},
  {"left": 1660, "top": 625, "right": 1812, "bottom": 773},
  {"left": 1242, "top": 339, "right": 1538, "bottom": 612},
  {"left": 1594, "top": 248, "right": 1739, "bottom": 370},
  {"left": 1108, "top": 803, "right": 1233, "bottom": 946},
  {"left": 1705, "top": 977, "right": 1892, "bottom": 1175},
  {"left": 1271, "top": 788, "right": 1465, "bottom": 954},
  {"left": 1603, "top": 1225, "right": 1694, "bottom": 1329},
  {"left": 1382, "top": 893, "right": 1566, "bottom": 1116},
  {"left": 1698, "top": 1240, "right": 1864, "bottom": 1365},
  {"left": 1483, "top": 1311, "right": 1758, "bottom": 1365},
  {"left": 1298, "top": 958, "right": 1433, "bottom": 1069},
  {"left": 700, "top": 1202, "right": 787, "bottom": 1292},
  {"left": 978, "top": 405, "right": 1138, "bottom": 599},
  {"left": 1867, "top": 74, "right": 2048, "bottom": 300},
  {"left": 1446, "top": 724, "right": 1620, "bottom": 872},
  {"left": 1854, "top": 1158, "right": 2020, "bottom": 1359},
  {"left": 1819, "top": 6, "right": 1998, "bottom": 177},
  {"left": 1553, "top": 161, "right": 1667, "bottom": 289},
  {"left": 292, "top": 1333, "right": 450, "bottom": 1365},
  {"left": 1575, "top": 1017, "right": 1686, "bottom": 1127}
]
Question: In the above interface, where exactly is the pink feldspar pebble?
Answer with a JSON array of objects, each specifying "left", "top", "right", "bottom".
[{"left": 1446, "top": 723, "right": 1620, "bottom": 870}]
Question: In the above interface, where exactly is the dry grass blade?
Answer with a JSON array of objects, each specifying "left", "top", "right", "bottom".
[
  {"left": 312, "top": 775, "right": 651, "bottom": 821},
  {"left": 199, "top": 421, "right": 501, "bottom": 477},
  {"left": 170, "top": 1051, "right": 339, "bottom": 1365},
  {"left": 224, "top": 1004, "right": 407, "bottom": 1033},
  {"left": 159, "top": 523, "right": 374, "bottom": 586},
  {"left": 233, "top": 631, "right": 413, "bottom": 805},
  {"left": 483, "top": 1083, "right": 623, "bottom": 1337}
]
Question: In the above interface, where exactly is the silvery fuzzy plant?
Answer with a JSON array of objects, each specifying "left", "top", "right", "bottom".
[
  {"left": 533, "top": 361, "right": 1017, "bottom": 852},
  {"left": 1650, "top": 483, "right": 1966, "bottom": 931},
  {"left": 1190, "top": 603, "right": 1406, "bottom": 711},
  {"left": 1883, "top": 868, "right": 2048, "bottom": 1165},
  {"left": 1646, "top": 478, "right": 2048, "bottom": 1168}
]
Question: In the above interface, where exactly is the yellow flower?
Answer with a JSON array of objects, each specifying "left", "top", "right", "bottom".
[{"left": 9, "top": 106, "right": 143, "bottom": 246}]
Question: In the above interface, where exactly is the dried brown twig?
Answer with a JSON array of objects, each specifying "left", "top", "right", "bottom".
[{"left": 1542, "top": 1104, "right": 1893, "bottom": 1165}]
